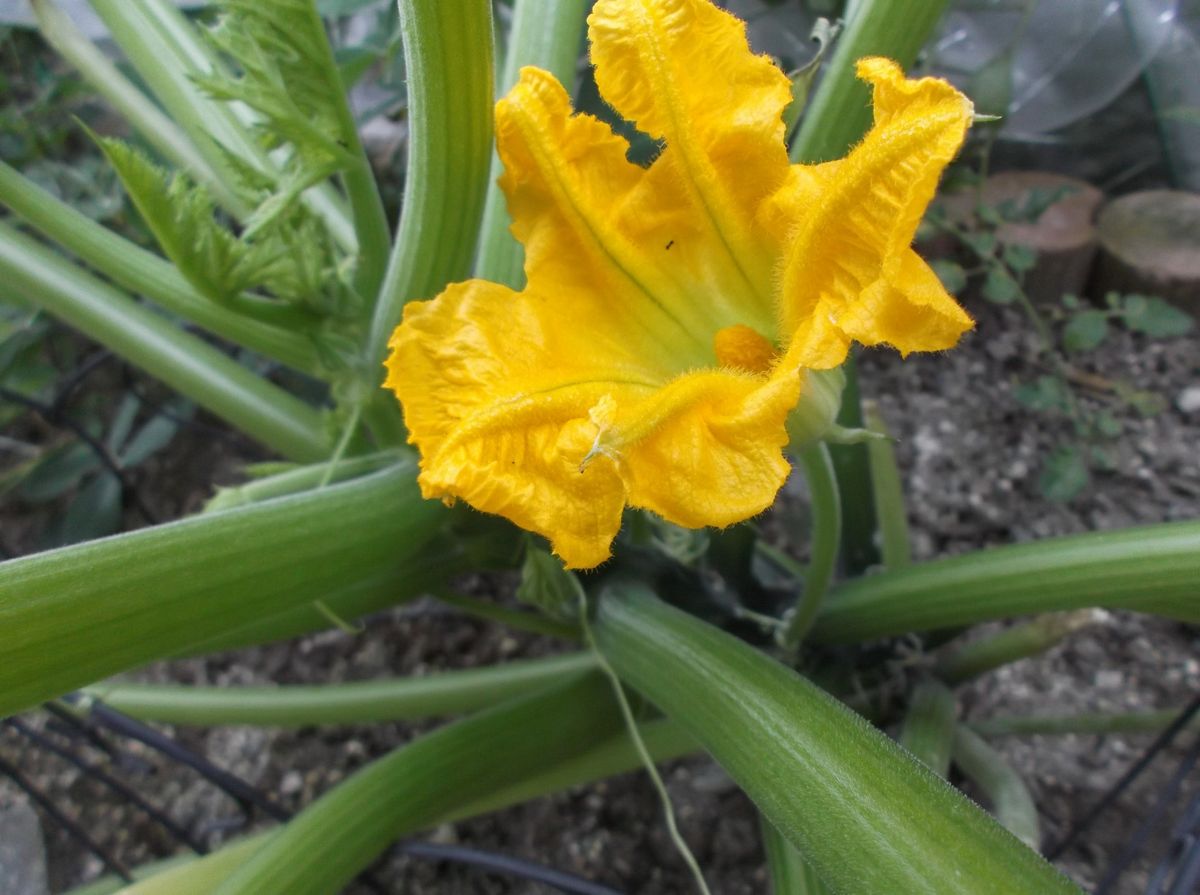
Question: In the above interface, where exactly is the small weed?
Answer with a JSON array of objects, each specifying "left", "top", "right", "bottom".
[{"left": 926, "top": 193, "right": 1194, "bottom": 503}]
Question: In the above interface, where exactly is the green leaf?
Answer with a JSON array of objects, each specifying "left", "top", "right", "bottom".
[
  {"left": 964, "top": 231, "right": 997, "bottom": 258},
  {"left": 592, "top": 585, "right": 1081, "bottom": 895},
  {"left": 1039, "top": 446, "right": 1090, "bottom": 502},
  {"left": 18, "top": 442, "right": 100, "bottom": 502},
  {"left": 197, "top": 0, "right": 354, "bottom": 235},
  {"left": 1121, "top": 295, "right": 1194, "bottom": 338},
  {"left": 120, "top": 404, "right": 190, "bottom": 467},
  {"left": 48, "top": 471, "right": 123, "bottom": 547},
  {"left": 105, "top": 394, "right": 142, "bottom": 455},
  {"left": 1013, "top": 375, "right": 1069, "bottom": 413},
  {"left": 97, "top": 138, "right": 268, "bottom": 304},
  {"left": 1002, "top": 244, "right": 1038, "bottom": 273},
  {"left": 930, "top": 259, "right": 967, "bottom": 294},
  {"left": 1062, "top": 310, "right": 1109, "bottom": 352},
  {"left": 1093, "top": 411, "right": 1122, "bottom": 440},
  {"left": 996, "top": 186, "right": 1077, "bottom": 224},
  {"left": 982, "top": 268, "right": 1019, "bottom": 304}
]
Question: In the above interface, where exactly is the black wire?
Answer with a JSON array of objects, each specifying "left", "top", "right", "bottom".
[
  {"left": 1094, "top": 728, "right": 1200, "bottom": 895},
  {"left": 1147, "top": 778, "right": 1200, "bottom": 894},
  {"left": 1166, "top": 827, "right": 1200, "bottom": 895},
  {"left": 50, "top": 349, "right": 113, "bottom": 412},
  {"left": 0, "top": 752, "right": 132, "bottom": 883},
  {"left": 42, "top": 702, "right": 144, "bottom": 771},
  {"left": 4, "top": 718, "right": 208, "bottom": 855},
  {"left": 1046, "top": 693, "right": 1200, "bottom": 861},
  {"left": 400, "top": 841, "right": 625, "bottom": 895},
  {"left": 61, "top": 697, "right": 290, "bottom": 823}
]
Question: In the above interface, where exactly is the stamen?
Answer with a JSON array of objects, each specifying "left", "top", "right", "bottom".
[{"left": 713, "top": 324, "right": 776, "bottom": 374}]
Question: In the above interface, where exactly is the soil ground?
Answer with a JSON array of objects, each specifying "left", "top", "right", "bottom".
[{"left": 2, "top": 298, "right": 1198, "bottom": 894}]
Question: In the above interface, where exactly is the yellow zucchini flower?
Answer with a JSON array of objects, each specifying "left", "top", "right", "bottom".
[{"left": 386, "top": 0, "right": 974, "bottom": 569}]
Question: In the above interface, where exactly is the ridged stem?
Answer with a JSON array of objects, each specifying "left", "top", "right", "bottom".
[
  {"left": 84, "top": 654, "right": 597, "bottom": 726},
  {"left": 812, "top": 521, "right": 1200, "bottom": 643},
  {"left": 592, "top": 584, "right": 1080, "bottom": 894},
  {"left": 0, "top": 162, "right": 321, "bottom": 372},
  {"left": 0, "top": 221, "right": 329, "bottom": 461},
  {"left": 367, "top": 1, "right": 494, "bottom": 370},
  {"left": 779, "top": 442, "right": 840, "bottom": 648},
  {"left": 790, "top": 0, "right": 953, "bottom": 164},
  {"left": 473, "top": 0, "right": 588, "bottom": 287},
  {"left": 0, "top": 463, "right": 444, "bottom": 718},
  {"left": 213, "top": 673, "right": 622, "bottom": 895}
]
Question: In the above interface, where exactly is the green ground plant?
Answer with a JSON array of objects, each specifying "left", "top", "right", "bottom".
[
  {"left": 1, "top": 2, "right": 1197, "bottom": 893},
  {"left": 928, "top": 186, "right": 1194, "bottom": 502}
]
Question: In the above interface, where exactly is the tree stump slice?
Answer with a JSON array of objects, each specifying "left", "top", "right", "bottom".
[
  {"left": 1091, "top": 190, "right": 1200, "bottom": 312},
  {"left": 981, "top": 172, "right": 1104, "bottom": 306},
  {"left": 926, "top": 172, "right": 1104, "bottom": 306}
]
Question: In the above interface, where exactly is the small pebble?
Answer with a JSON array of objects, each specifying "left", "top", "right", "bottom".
[{"left": 1176, "top": 385, "right": 1200, "bottom": 414}]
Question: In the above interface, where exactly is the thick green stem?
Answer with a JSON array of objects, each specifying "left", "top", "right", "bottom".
[
  {"left": 953, "top": 727, "right": 1040, "bottom": 850},
  {"left": 213, "top": 673, "right": 621, "bottom": 895},
  {"left": 447, "top": 717, "right": 696, "bottom": 822},
  {"left": 434, "top": 590, "right": 580, "bottom": 641},
  {"left": 0, "top": 162, "right": 321, "bottom": 372},
  {"left": 368, "top": 1, "right": 494, "bottom": 370},
  {"left": 779, "top": 442, "right": 840, "bottom": 648},
  {"left": 790, "top": 0, "right": 953, "bottom": 164},
  {"left": 899, "top": 679, "right": 957, "bottom": 778},
  {"left": 0, "top": 462, "right": 445, "bottom": 718},
  {"left": 862, "top": 400, "right": 911, "bottom": 570},
  {"left": 934, "top": 610, "right": 1105, "bottom": 684},
  {"left": 31, "top": 0, "right": 243, "bottom": 213},
  {"left": 85, "top": 653, "right": 595, "bottom": 726},
  {"left": 826, "top": 358, "right": 880, "bottom": 574},
  {"left": 473, "top": 0, "right": 588, "bottom": 287},
  {"left": 812, "top": 521, "right": 1200, "bottom": 644},
  {"left": 592, "top": 584, "right": 1080, "bottom": 895},
  {"left": 204, "top": 451, "right": 403, "bottom": 512},
  {"left": 0, "top": 221, "right": 329, "bottom": 461}
]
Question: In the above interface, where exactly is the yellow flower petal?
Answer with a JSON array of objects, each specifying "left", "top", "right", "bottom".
[
  {"left": 596, "top": 368, "right": 799, "bottom": 529},
  {"left": 387, "top": 280, "right": 660, "bottom": 569},
  {"left": 588, "top": 0, "right": 792, "bottom": 310},
  {"left": 779, "top": 57, "right": 974, "bottom": 363},
  {"left": 497, "top": 67, "right": 712, "bottom": 362}
]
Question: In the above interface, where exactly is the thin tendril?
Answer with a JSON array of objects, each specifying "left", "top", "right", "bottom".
[{"left": 580, "top": 600, "right": 713, "bottom": 895}]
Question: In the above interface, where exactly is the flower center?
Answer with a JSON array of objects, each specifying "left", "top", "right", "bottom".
[{"left": 713, "top": 324, "right": 776, "bottom": 375}]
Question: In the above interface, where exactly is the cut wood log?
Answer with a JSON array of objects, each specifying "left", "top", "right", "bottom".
[
  {"left": 926, "top": 172, "right": 1104, "bottom": 306},
  {"left": 981, "top": 172, "right": 1104, "bottom": 307},
  {"left": 1091, "top": 190, "right": 1200, "bottom": 312}
]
